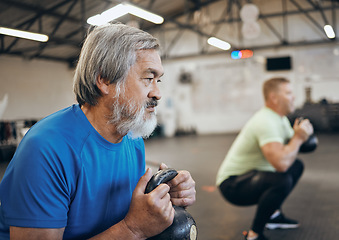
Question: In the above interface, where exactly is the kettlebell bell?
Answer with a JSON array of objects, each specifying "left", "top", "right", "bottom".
[
  {"left": 299, "top": 134, "right": 318, "bottom": 153},
  {"left": 145, "top": 168, "right": 198, "bottom": 240}
]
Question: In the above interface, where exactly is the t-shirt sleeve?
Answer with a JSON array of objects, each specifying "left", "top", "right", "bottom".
[
  {"left": 255, "top": 116, "right": 285, "bottom": 147},
  {"left": 1, "top": 134, "right": 71, "bottom": 228}
]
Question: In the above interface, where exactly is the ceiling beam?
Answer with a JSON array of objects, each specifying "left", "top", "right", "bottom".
[
  {"left": 4, "top": 18, "right": 36, "bottom": 53},
  {"left": 260, "top": 15, "right": 286, "bottom": 43},
  {"left": 289, "top": 0, "right": 326, "bottom": 37},
  {"left": 306, "top": 0, "right": 330, "bottom": 25},
  {"left": 0, "top": 51, "right": 75, "bottom": 64},
  {"left": 0, "top": 0, "right": 80, "bottom": 24},
  {"left": 145, "top": 0, "right": 222, "bottom": 32},
  {"left": 32, "top": 0, "right": 79, "bottom": 59}
]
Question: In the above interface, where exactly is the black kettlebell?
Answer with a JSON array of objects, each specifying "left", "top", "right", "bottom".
[
  {"left": 299, "top": 134, "right": 318, "bottom": 153},
  {"left": 145, "top": 168, "right": 198, "bottom": 240},
  {"left": 296, "top": 117, "right": 318, "bottom": 153}
]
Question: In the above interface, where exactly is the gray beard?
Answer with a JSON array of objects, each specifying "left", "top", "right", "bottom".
[{"left": 107, "top": 97, "right": 158, "bottom": 139}]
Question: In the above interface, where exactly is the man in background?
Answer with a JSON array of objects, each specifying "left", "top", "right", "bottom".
[{"left": 216, "top": 77, "right": 313, "bottom": 240}]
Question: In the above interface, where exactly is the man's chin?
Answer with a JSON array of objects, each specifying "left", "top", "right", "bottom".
[{"left": 128, "top": 118, "right": 158, "bottom": 139}]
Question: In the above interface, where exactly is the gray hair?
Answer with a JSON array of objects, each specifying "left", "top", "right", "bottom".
[{"left": 73, "top": 23, "right": 160, "bottom": 106}]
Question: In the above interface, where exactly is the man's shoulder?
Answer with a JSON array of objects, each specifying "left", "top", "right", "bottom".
[
  {"left": 250, "top": 107, "right": 280, "bottom": 124},
  {"left": 20, "top": 105, "right": 88, "bottom": 152},
  {"left": 242, "top": 108, "right": 280, "bottom": 136}
]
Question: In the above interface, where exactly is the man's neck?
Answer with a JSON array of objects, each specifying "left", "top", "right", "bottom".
[
  {"left": 80, "top": 103, "right": 124, "bottom": 143},
  {"left": 265, "top": 104, "right": 285, "bottom": 117}
]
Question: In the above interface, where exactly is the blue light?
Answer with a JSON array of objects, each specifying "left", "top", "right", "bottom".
[{"left": 231, "top": 50, "right": 242, "bottom": 59}]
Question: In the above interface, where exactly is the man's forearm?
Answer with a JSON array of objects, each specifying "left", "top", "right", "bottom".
[
  {"left": 88, "top": 220, "right": 146, "bottom": 240},
  {"left": 280, "top": 135, "right": 304, "bottom": 170}
]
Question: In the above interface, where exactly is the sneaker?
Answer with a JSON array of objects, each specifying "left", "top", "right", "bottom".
[
  {"left": 265, "top": 212, "right": 299, "bottom": 230},
  {"left": 243, "top": 231, "right": 268, "bottom": 240}
]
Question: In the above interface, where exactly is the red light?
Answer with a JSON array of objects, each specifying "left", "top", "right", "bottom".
[{"left": 240, "top": 50, "right": 253, "bottom": 58}]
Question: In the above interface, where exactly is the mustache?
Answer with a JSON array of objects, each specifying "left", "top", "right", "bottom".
[{"left": 146, "top": 99, "right": 158, "bottom": 108}]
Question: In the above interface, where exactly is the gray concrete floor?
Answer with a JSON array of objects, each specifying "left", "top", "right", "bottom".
[
  {"left": 1, "top": 133, "right": 338, "bottom": 239},
  {"left": 145, "top": 133, "right": 339, "bottom": 240}
]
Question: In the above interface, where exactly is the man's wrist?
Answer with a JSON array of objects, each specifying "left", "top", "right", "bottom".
[
  {"left": 120, "top": 219, "right": 146, "bottom": 240},
  {"left": 291, "top": 134, "right": 306, "bottom": 146}
]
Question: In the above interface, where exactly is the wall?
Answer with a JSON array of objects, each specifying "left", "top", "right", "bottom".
[
  {"left": 0, "top": 56, "right": 75, "bottom": 121},
  {"left": 1, "top": 44, "right": 339, "bottom": 136},
  {"left": 158, "top": 43, "right": 339, "bottom": 136}
]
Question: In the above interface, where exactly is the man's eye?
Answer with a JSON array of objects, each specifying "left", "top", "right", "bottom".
[
  {"left": 157, "top": 79, "right": 162, "bottom": 83},
  {"left": 142, "top": 78, "right": 153, "bottom": 86}
]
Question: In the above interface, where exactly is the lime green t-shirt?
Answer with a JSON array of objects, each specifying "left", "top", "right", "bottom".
[{"left": 216, "top": 107, "right": 294, "bottom": 186}]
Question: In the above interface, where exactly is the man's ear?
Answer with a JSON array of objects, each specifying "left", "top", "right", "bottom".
[
  {"left": 96, "top": 75, "right": 111, "bottom": 95},
  {"left": 268, "top": 91, "right": 278, "bottom": 105}
]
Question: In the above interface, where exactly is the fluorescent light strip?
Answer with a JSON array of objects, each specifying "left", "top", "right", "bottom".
[
  {"left": 87, "top": 4, "right": 128, "bottom": 26},
  {"left": 0, "top": 27, "right": 49, "bottom": 42},
  {"left": 87, "top": 3, "right": 163, "bottom": 26},
  {"left": 207, "top": 37, "right": 231, "bottom": 50},
  {"left": 124, "top": 3, "right": 163, "bottom": 24},
  {"left": 324, "top": 25, "right": 335, "bottom": 39}
]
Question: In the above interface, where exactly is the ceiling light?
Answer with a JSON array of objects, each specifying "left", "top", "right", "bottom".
[
  {"left": 87, "top": 4, "right": 128, "bottom": 26},
  {"left": 0, "top": 27, "right": 49, "bottom": 42},
  {"left": 124, "top": 3, "right": 163, "bottom": 24},
  {"left": 324, "top": 25, "right": 335, "bottom": 39},
  {"left": 87, "top": 3, "right": 163, "bottom": 26},
  {"left": 207, "top": 37, "right": 231, "bottom": 50}
]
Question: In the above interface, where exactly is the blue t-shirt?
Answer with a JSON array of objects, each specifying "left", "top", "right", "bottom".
[{"left": 0, "top": 105, "right": 145, "bottom": 239}]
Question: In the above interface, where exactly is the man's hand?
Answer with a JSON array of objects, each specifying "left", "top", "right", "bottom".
[
  {"left": 293, "top": 118, "right": 314, "bottom": 142},
  {"left": 123, "top": 168, "right": 175, "bottom": 239},
  {"left": 159, "top": 163, "right": 196, "bottom": 207}
]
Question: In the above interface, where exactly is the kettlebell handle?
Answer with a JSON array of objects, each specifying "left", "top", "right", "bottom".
[{"left": 145, "top": 168, "right": 178, "bottom": 194}]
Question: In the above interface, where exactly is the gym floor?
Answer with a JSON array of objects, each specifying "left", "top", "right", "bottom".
[
  {"left": 144, "top": 133, "right": 339, "bottom": 240},
  {"left": 0, "top": 133, "right": 338, "bottom": 240}
]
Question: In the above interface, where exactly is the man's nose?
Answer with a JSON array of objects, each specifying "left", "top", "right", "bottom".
[{"left": 148, "top": 81, "right": 162, "bottom": 100}]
